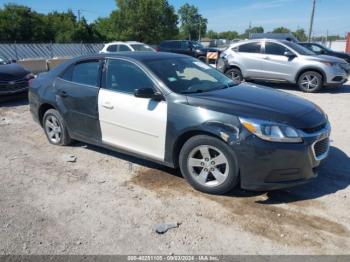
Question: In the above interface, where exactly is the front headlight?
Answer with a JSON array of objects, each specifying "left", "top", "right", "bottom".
[
  {"left": 25, "top": 73, "right": 35, "bottom": 80},
  {"left": 239, "top": 117, "right": 302, "bottom": 143}
]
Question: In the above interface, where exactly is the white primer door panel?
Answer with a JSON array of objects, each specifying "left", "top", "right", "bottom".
[{"left": 98, "top": 89, "right": 167, "bottom": 160}]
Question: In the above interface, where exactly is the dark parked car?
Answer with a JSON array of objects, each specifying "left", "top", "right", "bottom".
[
  {"left": 158, "top": 40, "right": 219, "bottom": 62},
  {"left": 29, "top": 52, "right": 330, "bottom": 194},
  {"left": 0, "top": 56, "right": 34, "bottom": 97},
  {"left": 299, "top": 42, "right": 350, "bottom": 64}
]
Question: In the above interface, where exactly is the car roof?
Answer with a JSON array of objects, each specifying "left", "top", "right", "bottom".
[
  {"left": 230, "top": 38, "right": 295, "bottom": 47},
  {"left": 104, "top": 41, "right": 145, "bottom": 45},
  {"left": 73, "top": 52, "right": 190, "bottom": 63},
  {"left": 161, "top": 40, "right": 188, "bottom": 43}
]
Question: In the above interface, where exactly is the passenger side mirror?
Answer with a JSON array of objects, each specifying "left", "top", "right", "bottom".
[
  {"left": 134, "top": 88, "right": 163, "bottom": 101},
  {"left": 284, "top": 51, "right": 296, "bottom": 58}
]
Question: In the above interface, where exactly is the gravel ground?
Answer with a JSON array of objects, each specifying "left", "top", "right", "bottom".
[{"left": 0, "top": 82, "right": 349, "bottom": 255}]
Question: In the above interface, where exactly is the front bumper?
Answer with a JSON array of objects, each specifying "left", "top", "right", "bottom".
[
  {"left": 324, "top": 65, "right": 349, "bottom": 86},
  {"left": 235, "top": 124, "right": 331, "bottom": 191}
]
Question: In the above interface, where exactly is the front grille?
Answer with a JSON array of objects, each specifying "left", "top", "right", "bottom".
[
  {"left": 302, "top": 122, "right": 327, "bottom": 134},
  {"left": 0, "top": 80, "right": 28, "bottom": 93},
  {"left": 313, "top": 138, "right": 329, "bottom": 159}
]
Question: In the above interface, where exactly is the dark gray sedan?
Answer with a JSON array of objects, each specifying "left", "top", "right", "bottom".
[{"left": 29, "top": 52, "right": 330, "bottom": 194}]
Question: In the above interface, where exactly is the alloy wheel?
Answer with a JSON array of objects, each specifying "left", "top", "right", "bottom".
[
  {"left": 226, "top": 71, "right": 242, "bottom": 82},
  {"left": 45, "top": 115, "right": 62, "bottom": 144},
  {"left": 300, "top": 73, "right": 320, "bottom": 91},
  {"left": 187, "top": 145, "right": 229, "bottom": 187}
]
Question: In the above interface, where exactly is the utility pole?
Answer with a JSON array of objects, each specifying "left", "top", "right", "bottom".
[
  {"left": 77, "top": 9, "right": 81, "bottom": 22},
  {"left": 308, "top": 0, "right": 316, "bottom": 42},
  {"left": 198, "top": 17, "right": 201, "bottom": 42}
]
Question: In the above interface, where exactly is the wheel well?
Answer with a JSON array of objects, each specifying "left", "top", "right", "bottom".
[
  {"left": 38, "top": 103, "right": 55, "bottom": 126},
  {"left": 226, "top": 65, "right": 241, "bottom": 73},
  {"left": 296, "top": 68, "right": 326, "bottom": 83},
  {"left": 172, "top": 130, "right": 221, "bottom": 167}
]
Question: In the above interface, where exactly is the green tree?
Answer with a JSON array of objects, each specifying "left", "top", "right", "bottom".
[
  {"left": 272, "top": 27, "right": 291, "bottom": 33},
  {"left": 178, "top": 3, "right": 207, "bottom": 40},
  {"left": 206, "top": 30, "right": 219, "bottom": 39},
  {"left": 239, "top": 26, "right": 264, "bottom": 39},
  {"left": 293, "top": 28, "right": 307, "bottom": 42},
  {"left": 218, "top": 31, "right": 238, "bottom": 40},
  {"left": 0, "top": 4, "right": 46, "bottom": 42},
  {"left": 102, "top": 0, "right": 178, "bottom": 44},
  {"left": 93, "top": 12, "right": 120, "bottom": 42}
]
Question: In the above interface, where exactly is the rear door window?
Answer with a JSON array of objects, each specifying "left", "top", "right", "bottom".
[
  {"left": 238, "top": 42, "right": 261, "bottom": 53},
  {"left": 119, "top": 45, "right": 131, "bottom": 51},
  {"left": 66, "top": 60, "right": 100, "bottom": 86}
]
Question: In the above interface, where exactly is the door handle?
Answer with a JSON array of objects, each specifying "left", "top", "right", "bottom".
[
  {"left": 102, "top": 102, "right": 114, "bottom": 109},
  {"left": 58, "top": 90, "right": 68, "bottom": 97}
]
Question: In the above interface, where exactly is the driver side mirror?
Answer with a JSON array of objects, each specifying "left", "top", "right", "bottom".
[
  {"left": 284, "top": 51, "right": 296, "bottom": 58},
  {"left": 134, "top": 88, "right": 163, "bottom": 101}
]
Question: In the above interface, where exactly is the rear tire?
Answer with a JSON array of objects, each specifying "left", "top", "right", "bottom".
[
  {"left": 225, "top": 68, "right": 243, "bottom": 83},
  {"left": 297, "top": 71, "right": 323, "bottom": 93},
  {"left": 179, "top": 135, "right": 239, "bottom": 195},
  {"left": 43, "top": 109, "right": 71, "bottom": 146}
]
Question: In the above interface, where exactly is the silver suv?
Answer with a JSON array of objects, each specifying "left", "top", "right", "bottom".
[{"left": 217, "top": 39, "right": 350, "bottom": 92}]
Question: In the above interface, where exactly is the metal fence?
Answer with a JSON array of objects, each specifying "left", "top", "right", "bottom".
[{"left": 0, "top": 43, "right": 104, "bottom": 60}]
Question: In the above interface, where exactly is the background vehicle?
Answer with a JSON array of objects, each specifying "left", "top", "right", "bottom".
[
  {"left": 0, "top": 56, "right": 34, "bottom": 97},
  {"left": 158, "top": 40, "right": 219, "bottom": 62},
  {"left": 29, "top": 52, "right": 330, "bottom": 195},
  {"left": 299, "top": 42, "right": 350, "bottom": 63},
  {"left": 100, "top": 41, "right": 155, "bottom": 53},
  {"left": 217, "top": 39, "right": 350, "bottom": 92},
  {"left": 250, "top": 33, "right": 299, "bottom": 43}
]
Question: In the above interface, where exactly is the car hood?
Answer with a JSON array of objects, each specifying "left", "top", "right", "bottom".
[
  {"left": 186, "top": 83, "right": 326, "bottom": 129},
  {"left": 306, "top": 54, "right": 347, "bottom": 63},
  {"left": 0, "top": 63, "right": 30, "bottom": 81},
  {"left": 196, "top": 47, "right": 221, "bottom": 53}
]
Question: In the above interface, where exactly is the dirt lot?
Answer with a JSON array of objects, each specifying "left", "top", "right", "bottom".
[{"left": 1, "top": 83, "right": 350, "bottom": 255}]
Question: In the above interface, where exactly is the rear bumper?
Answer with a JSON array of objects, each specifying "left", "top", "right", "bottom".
[{"left": 234, "top": 126, "right": 330, "bottom": 191}]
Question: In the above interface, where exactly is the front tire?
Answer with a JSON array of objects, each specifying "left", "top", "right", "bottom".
[
  {"left": 197, "top": 56, "right": 207, "bottom": 63},
  {"left": 179, "top": 135, "right": 239, "bottom": 195},
  {"left": 225, "top": 68, "right": 243, "bottom": 83},
  {"left": 43, "top": 109, "right": 71, "bottom": 146},
  {"left": 297, "top": 71, "right": 323, "bottom": 93}
]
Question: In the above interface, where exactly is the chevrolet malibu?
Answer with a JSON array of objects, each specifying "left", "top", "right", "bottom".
[{"left": 29, "top": 52, "right": 331, "bottom": 194}]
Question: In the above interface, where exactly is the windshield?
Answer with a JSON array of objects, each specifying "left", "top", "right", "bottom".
[
  {"left": 144, "top": 57, "right": 236, "bottom": 94},
  {"left": 191, "top": 41, "right": 204, "bottom": 49},
  {"left": 283, "top": 41, "right": 316, "bottom": 56},
  {"left": 130, "top": 44, "right": 155, "bottom": 52},
  {"left": 317, "top": 43, "right": 332, "bottom": 52}
]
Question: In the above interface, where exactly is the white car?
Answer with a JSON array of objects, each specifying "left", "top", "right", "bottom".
[{"left": 100, "top": 41, "right": 155, "bottom": 53}]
